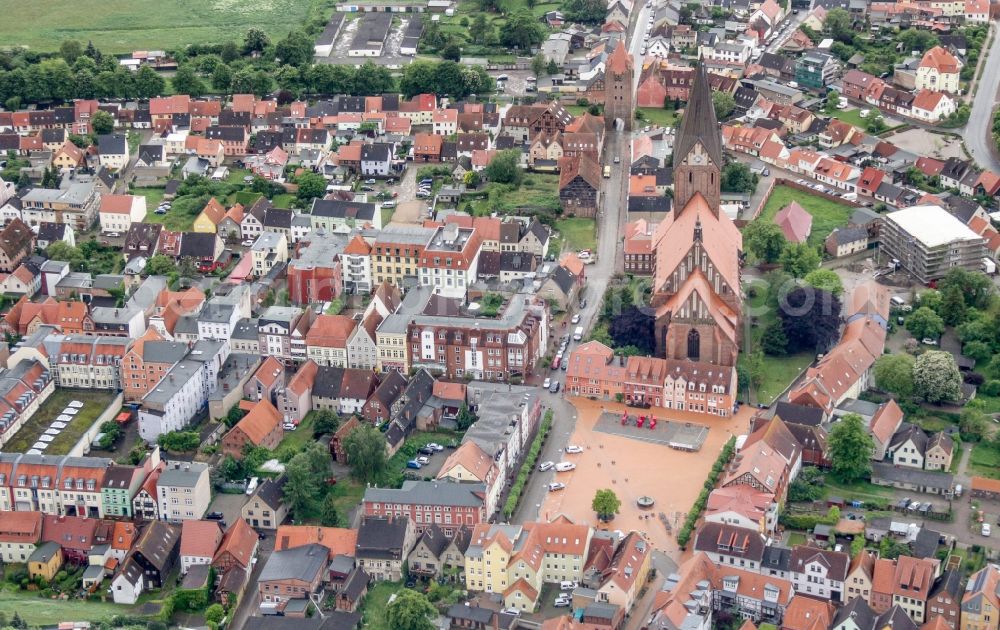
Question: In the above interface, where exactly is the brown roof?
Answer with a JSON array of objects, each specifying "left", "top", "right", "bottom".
[
  {"left": 213, "top": 519, "right": 257, "bottom": 570},
  {"left": 305, "top": 314, "right": 357, "bottom": 348},
  {"left": 344, "top": 235, "right": 371, "bottom": 256},
  {"left": 228, "top": 399, "right": 282, "bottom": 445},
  {"left": 432, "top": 381, "right": 466, "bottom": 402},
  {"left": 438, "top": 441, "right": 495, "bottom": 482},
  {"left": 199, "top": 197, "right": 227, "bottom": 225},
  {"left": 99, "top": 194, "right": 139, "bottom": 215},
  {"left": 559, "top": 154, "right": 601, "bottom": 190},
  {"left": 0, "top": 510, "right": 42, "bottom": 542},
  {"left": 0, "top": 219, "right": 35, "bottom": 261},
  {"left": 783, "top": 596, "right": 835, "bottom": 630},
  {"left": 180, "top": 520, "right": 223, "bottom": 558},
  {"left": 790, "top": 545, "right": 850, "bottom": 581},
  {"left": 275, "top": 525, "right": 357, "bottom": 559}
]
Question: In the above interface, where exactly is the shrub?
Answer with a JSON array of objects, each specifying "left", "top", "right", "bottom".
[
  {"left": 677, "top": 437, "right": 736, "bottom": 548},
  {"left": 981, "top": 380, "right": 1000, "bottom": 396},
  {"left": 503, "top": 410, "right": 553, "bottom": 516}
]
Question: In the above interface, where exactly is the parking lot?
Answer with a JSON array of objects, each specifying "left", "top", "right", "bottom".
[{"left": 207, "top": 491, "right": 249, "bottom": 527}]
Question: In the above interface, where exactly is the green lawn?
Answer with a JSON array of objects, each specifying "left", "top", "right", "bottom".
[
  {"left": 823, "top": 477, "right": 895, "bottom": 503},
  {"left": 381, "top": 206, "right": 395, "bottom": 226},
  {"left": 951, "top": 443, "right": 963, "bottom": 474},
  {"left": 755, "top": 185, "right": 855, "bottom": 248},
  {"left": 359, "top": 581, "right": 406, "bottom": 630},
  {"left": 786, "top": 532, "right": 807, "bottom": 547},
  {"left": 132, "top": 187, "right": 165, "bottom": 210},
  {"left": 275, "top": 411, "right": 318, "bottom": 455},
  {"left": 469, "top": 174, "right": 561, "bottom": 216},
  {"left": 637, "top": 107, "right": 678, "bottom": 128},
  {"left": 969, "top": 443, "right": 1000, "bottom": 480},
  {"left": 0, "top": 587, "right": 139, "bottom": 626},
  {"left": 4, "top": 390, "right": 118, "bottom": 455},
  {"left": 756, "top": 353, "right": 814, "bottom": 405},
  {"left": 0, "top": 0, "right": 331, "bottom": 53},
  {"left": 555, "top": 217, "right": 597, "bottom": 253},
  {"left": 272, "top": 193, "right": 296, "bottom": 209},
  {"left": 827, "top": 108, "right": 869, "bottom": 127}
]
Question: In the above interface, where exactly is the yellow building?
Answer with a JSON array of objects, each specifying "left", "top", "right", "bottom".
[
  {"left": 465, "top": 518, "right": 593, "bottom": 612},
  {"left": 962, "top": 565, "right": 1000, "bottom": 630},
  {"left": 193, "top": 197, "right": 227, "bottom": 233},
  {"left": 28, "top": 541, "right": 63, "bottom": 581},
  {"left": 596, "top": 532, "right": 652, "bottom": 612},
  {"left": 370, "top": 226, "right": 433, "bottom": 288}
]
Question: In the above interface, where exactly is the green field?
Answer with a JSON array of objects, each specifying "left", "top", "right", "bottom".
[
  {"left": 0, "top": 0, "right": 332, "bottom": 53},
  {"left": 637, "top": 107, "right": 678, "bottom": 128},
  {"left": 969, "top": 443, "right": 1000, "bottom": 480},
  {"left": 470, "top": 174, "right": 561, "bottom": 216},
  {"left": 0, "top": 586, "right": 139, "bottom": 626},
  {"left": 828, "top": 108, "right": 869, "bottom": 127},
  {"left": 756, "top": 185, "right": 854, "bottom": 248},
  {"left": 555, "top": 217, "right": 597, "bottom": 253},
  {"left": 4, "top": 390, "right": 118, "bottom": 455},
  {"left": 822, "top": 477, "right": 894, "bottom": 503}
]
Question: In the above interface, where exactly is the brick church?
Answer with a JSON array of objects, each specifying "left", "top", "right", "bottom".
[{"left": 649, "top": 63, "right": 743, "bottom": 395}]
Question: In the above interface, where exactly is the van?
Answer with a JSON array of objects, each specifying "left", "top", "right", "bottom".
[
  {"left": 955, "top": 484, "right": 963, "bottom": 497},
  {"left": 842, "top": 192, "right": 857, "bottom": 201},
  {"left": 245, "top": 477, "right": 259, "bottom": 495},
  {"left": 603, "top": 165, "right": 612, "bottom": 178},
  {"left": 573, "top": 326, "right": 584, "bottom": 341},
  {"left": 890, "top": 296, "right": 906, "bottom": 308}
]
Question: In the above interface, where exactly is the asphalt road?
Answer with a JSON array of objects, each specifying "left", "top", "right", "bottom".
[{"left": 966, "top": 23, "right": 1000, "bottom": 172}]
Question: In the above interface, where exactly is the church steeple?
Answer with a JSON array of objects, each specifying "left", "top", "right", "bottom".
[{"left": 671, "top": 63, "right": 722, "bottom": 215}]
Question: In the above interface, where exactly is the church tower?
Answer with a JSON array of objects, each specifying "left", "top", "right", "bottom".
[
  {"left": 672, "top": 64, "right": 722, "bottom": 213},
  {"left": 604, "top": 42, "right": 634, "bottom": 131}
]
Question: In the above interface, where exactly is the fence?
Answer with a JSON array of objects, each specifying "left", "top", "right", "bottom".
[{"left": 72, "top": 393, "right": 124, "bottom": 457}]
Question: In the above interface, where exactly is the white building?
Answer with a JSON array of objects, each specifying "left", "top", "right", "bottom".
[
  {"left": 157, "top": 462, "right": 212, "bottom": 522},
  {"left": 137, "top": 341, "right": 227, "bottom": 441}
]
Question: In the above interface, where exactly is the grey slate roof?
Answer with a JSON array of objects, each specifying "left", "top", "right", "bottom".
[
  {"left": 259, "top": 543, "right": 329, "bottom": 582},
  {"left": 673, "top": 64, "right": 722, "bottom": 170},
  {"left": 363, "top": 480, "right": 486, "bottom": 508}
]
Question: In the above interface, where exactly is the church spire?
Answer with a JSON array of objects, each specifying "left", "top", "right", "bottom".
[{"left": 672, "top": 63, "right": 723, "bottom": 170}]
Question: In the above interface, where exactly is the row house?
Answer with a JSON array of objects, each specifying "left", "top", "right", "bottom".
[
  {"left": 287, "top": 230, "right": 346, "bottom": 305},
  {"left": 0, "top": 359, "right": 54, "bottom": 449},
  {"left": 121, "top": 328, "right": 188, "bottom": 402},
  {"left": 0, "top": 453, "right": 111, "bottom": 518},
  {"left": 20, "top": 178, "right": 101, "bottom": 231},
  {"left": 418, "top": 225, "right": 482, "bottom": 299},
  {"left": 407, "top": 294, "right": 548, "bottom": 381},
  {"left": 258, "top": 306, "right": 311, "bottom": 365},
  {"left": 305, "top": 314, "right": 356, "bottom": 367},
  {"left": 48, "top": 334, "right": 131, "bottom": 390},
  {"left": 362, "top": 480, "right": 487, "bottom": 536},
  {"left": 371, "top": 225, "right": 434, "bottom": 288},
  {"left": 205, "top": 126, "right": 250, "bottom": 156},
  {"left": 502, "top": 101, "right": 574, "bottom": 142}
]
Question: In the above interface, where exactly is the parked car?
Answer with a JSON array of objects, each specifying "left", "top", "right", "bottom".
[
  {"left": 555, "top": 462, "right": 576, "bottom": 472},
  {"left": 406, "top": 460, "right": 422, "bottom": 469},
  {"left": 921, "top": 338, "right": 938, "bottom": 346},
  {"left": 282, "top": 423, "right": 296, "bottom": 431},
  {"left": 560, "top": 581, "right": 578, "bottom": 590},
  {"left": 206, "top": 512, "right": 225, "bottom": 520},
  {"left": 549, "top": 381, "right": 560, "bottom": 393},
  {"left": 548, "top": 482, "right": 566, "bottom": 491},
  {"left": 418, "top": 446, "right": 434, "bottom": 456},
  {"left": 571, "top": 314, "right": 581, "bottom": 324},
  {"left": 566, "top": 445, "right": 583, "bottom": 454},
  {"left": 543, "top": 377, "right": 552, "bottom": 389},
  {"left": 984, "top": 523, "right": 992, "bottom": 537},
  {"left": 554, "top": 597, "right": 571, "bottom": 607},
  {"left": 365, "top": 178, "right": 376, "bottom": 184},
  {"left": 416, "top": 456, "right": 430, "bottom": 465},
  {"left": 539, "top": 461, "right": 555, "bottom": 472}
]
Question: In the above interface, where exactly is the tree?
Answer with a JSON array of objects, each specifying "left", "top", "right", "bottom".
[
  {"left": 171, "top": 65, "right": 206, "bottom": 98},
  {"left": 532, "top": 53, "right": 546, "bottom": 77},
  {"left": 720, "top": 162, "right": 757, "bottom": 193},
  {"left": 145, "top": 254, "right": 176, "bottom": 276},
  {"left": 743, "top": 221, "right": 787, "bottom": 263},
  {"left": 456, "top": 403, "right": 477, "bottom": 431},
  {"left": 205, "top": 604, "right": 225, "bottom": 625},
  {"left": 90, "top": 109, "right": 115, "bottom": 135},
  {"left": 484, "top": 149, "right": 523, "bottom": 185},
  {"left": 385, "top": 589, "right": 437, "bottom": 630},
  {"left": 224, "top": 405, "right": 247, "bottom": 428},
  {"left": 824, "top": 8, "right": 853, "bottom": 42},
  {"left": 824, "top": 89, "right": 841, "bottom": 112},
  {"left": 960, "top": 408, "right": 989, "bottom": 442},
  {"left": 609, "top": 306, "right": 655, "bottom": 354},
  {"left": 353, "top": 62, "right": 395, "bottom": 95},
  {"left": 244, "top": 27, "right": 271, "bottom": 53},
  {"left": 296, "top": 171, "right": 326, "bottom": 201},
  {"left": 939, "top": 284, "right": 967, "bottom": 326},
  {"left": 500, "top": 11, "right": 546, "bottom": 50},
  {"left": 906, "top": 306, "right": 945, "bottom": 341},
  {"left": 592, "top": 488, "right": 621, "bottom": 521},
  {"left": 343, "top": 424, "right": 388, "bottom": 483},
  {"left": 59, "top": 40, "right": 84, "bottom": 64},
  {"left": 134, "top": 65, "right": 166, "bottom": 98},
  {"left": 873, "top": 353, "right": 915, "bottom": 397},
  {"left": 562, "top": 0, "right": 607, "bottom": 23},
  {"left": 779, "top": 242, "right": 821, "bottom": 278},
  {"left": 712, "top": 90, "right": 735, "bottom": 119},
  {"left": 878, "top": 536, "right": 911, "bottom": 560},
  {"left": 320, "top": 493, "right": 341, "bottom": 527},
  {"left": 788, "top": 467, "right": 825, "bottom": 501},
  {"left": 212, "top": 64, "right": 233, "bottom": 92},
  {"left": 938, "top": 268, "right": 994, "bottom": 310},
  {"left": 866, "top": 115, "right": 887, "bottom": 134},
  {"left": 916, "top": 289, "right": 942, "bottom": 312},
  {"left": 827, "top": 413, "right": 874, "bottom": 483},
  {"left": 779, "top": 286, "right": 842, "bottom": 353},
  {"left": 275, "top": 30, "right": 314, "bottom": 67},
  {"left": 283, "top": 443, "right": 329, "bottom": 518},
  {"left": 913, "top": 350, "right": 962, "bottom": 403},
  {"left": 470, "top": 14, "right": 491, "bottom": 44},
  {"left": 761, "top": 320, "right": 788, "bottom": 355},
  {"left": 964, "top": 340, "right": 994, "bottom": 364},
  {"left": 441, "top": 43, "right": 462, "bottom": 62},
  {"left": 47, "top": 241, "right": 86, "bottom": 269},
  {"left": 803, "top": 269, "right": 844, "bottom": 297},
  {"left": 312, "top": 409, "right": 340, "bottom": 436}
]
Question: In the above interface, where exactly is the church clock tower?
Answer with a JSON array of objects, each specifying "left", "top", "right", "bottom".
[{"left": 672, "top": 64, "right": 722, "bottom": 213}]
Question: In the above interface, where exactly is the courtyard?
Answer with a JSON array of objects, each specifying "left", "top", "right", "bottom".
[
  {"left": 539, "top": 397, "right": 751, "bottom": 559},
  {"left": 2, "top": 389, "right": 119, "bottom": 456}
]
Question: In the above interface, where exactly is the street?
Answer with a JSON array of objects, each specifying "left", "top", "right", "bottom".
[{"left": 964, "top": 23, "right": 1000, "bottom": 172}]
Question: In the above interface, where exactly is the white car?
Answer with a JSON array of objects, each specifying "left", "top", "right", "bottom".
[
  {"left": 571, "top": 314, "right": 581, "bottom": 324},
  {"left": 555, "top": 462, "right": 576, "bottom": 472},
  {"left": 548, "top": 482, "right": 566, "bottom": 491},
  {"left": 539, "top": 461, "right": 555, "bottom": 472},
  {"left": 427, "top": 442, "right": 444, "bottom": 452},
  {"left": 417, "top": 456, "right": 430, "bottom": 465},
  {"left": 543, "top": 378, "right": 552, "bottom": 389},
  {"left": 921, "top": 338, "right": 938, "bottom": 346},
  {"left": 283, "top": 423, "right": 296, "bottom": 431},
  {"left": 984, "top": 523, "right": 992, "bottom": 537},
  {"left": 565, "top": 445, "right": 583, "bottom": 454},
  {"left": 242, "top": 239, "right": 255, "bottom": 247},
  {"left": 554, "top": 597, "right": 571, "bottom": 607}
]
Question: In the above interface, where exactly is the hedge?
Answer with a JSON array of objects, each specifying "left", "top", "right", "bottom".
[
  {"left": 779, "top": 506, "right": 840, "bottom": 530},
  {"left": 676, "top": 437, "right": 737, "bottom": 548},
  {"left": 503, "top": 410, "right": 553, "bottom": 517}
]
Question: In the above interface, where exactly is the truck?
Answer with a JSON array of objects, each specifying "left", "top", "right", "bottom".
[
  {"left": 573, "top": 326, "right": 584, "bottom": 341},
  {"left": 983, "top": 258, "right": 997, "bottom": 275}
]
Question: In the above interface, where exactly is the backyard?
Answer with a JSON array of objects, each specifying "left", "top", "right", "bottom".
[
  {"left": 637, "top": 107, "right": 678, "bottom": 128},
  {"left": 3, "top": 390, "right": 118, "bottom": 455},
  {"left": 743, "top": 284, "right": 814, "bottom": 405},
  {"left": 555, "top": 217, "right": 597, "bottom": 253},
  {"left": 969, "top": 442, "right": 1000, "bottom": 480},
  {"left": 755, "top": 185, "right": 855, "bottom": 248},
  {"left": 468, "top": 174, "right": 561, "bottom": 217},
  {"left": 436, "top": 0, "right": 559, "bottom": 58},
  {"left": 827, "top": 108, "right": 869, "bottom": 128},
  {"left": 358, "top": 581, "right": 406, "bottom": 630},
  {"left": 0, "top": 0, "right": 333, "bottom": 53},
  {"left": 0, "top": 587, "right": 139, "bottom": 626}
]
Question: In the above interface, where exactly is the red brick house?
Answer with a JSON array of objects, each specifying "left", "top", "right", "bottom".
[
  {"left": 205, "top": 126, "right": 249, "bottom": 156},
  {"left": 221, "top": 399, "right": 283, "bottom": 458},
  {"left": 0, "top": 219, "right": 35, "bottom": 273},
  {"left": 413, "top": 133, "right": 443, "bottom": 162}
]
